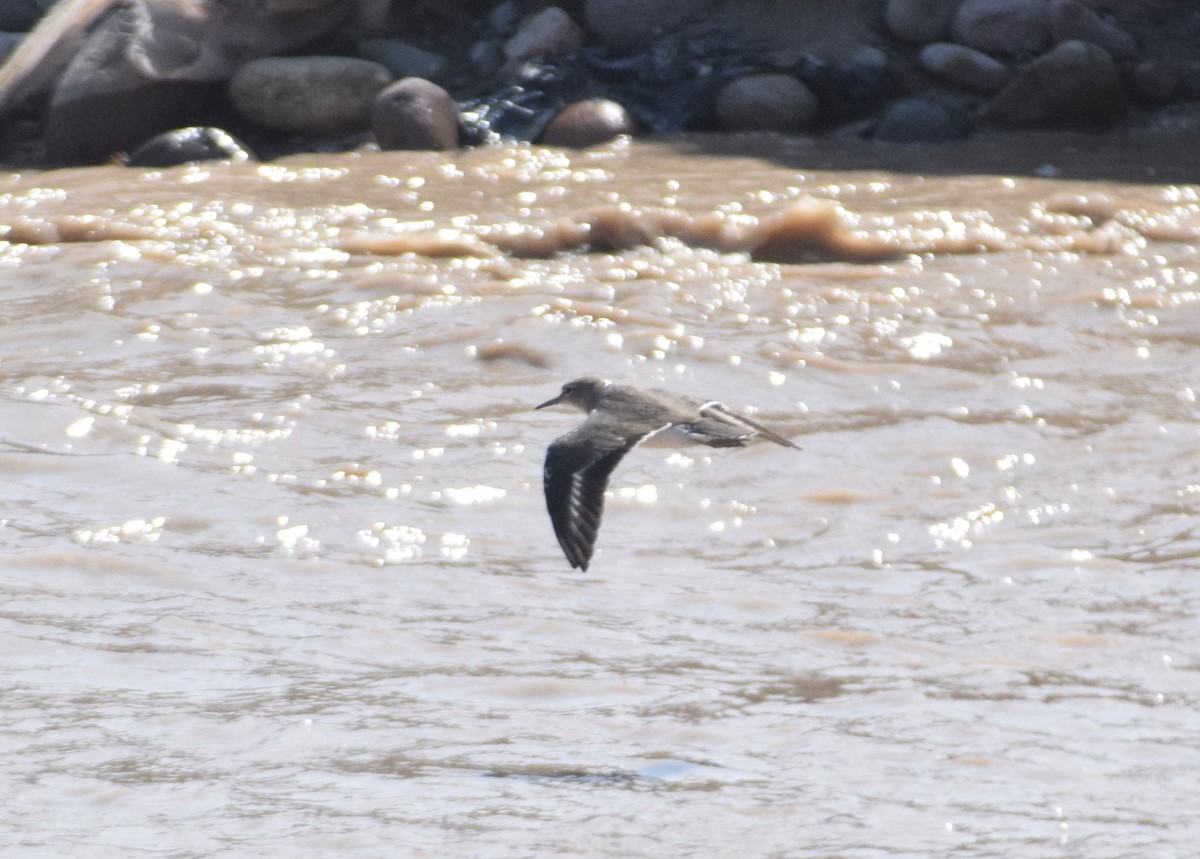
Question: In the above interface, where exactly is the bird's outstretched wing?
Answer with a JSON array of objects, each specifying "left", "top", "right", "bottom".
[
  {"left": 543, "top": 413, "right": 655, "bottom": 571},
  {"left": 693, "top": 401, "right": 799, "bottom": 449}
]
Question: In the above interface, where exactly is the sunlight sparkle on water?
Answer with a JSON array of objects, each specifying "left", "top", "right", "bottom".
[
  {"left": 256, "top": 165, "right": 349, "bottom": 184},
  {"left": 154, "top": 437, "right": 186, "bottom": 464},
  {"left": 901, "top": 331, "right": 953, "bottom": 359},
  {"left": 789, "top": 326, "right": 830, "bottom": 345},
  {"left": 65, "top": 416, "right": 94, "bottom": 438},
  {"left": 357, "top": 523, "right": 426, "bottom": 563},
  {"left": 177, "top": 421, "right": 292, "bottom": 446},
  {"left": 996, "top": 452, "right": 1036, "bottom": 470},
  {"left": 929, "top": 502, "right": 1003, "bottom": 549},
  {"left": 440, "top": 533, "right": 470, "bottom": 560},
  {"left": 253, "top": 326, "right": 333, "bottom": 364},
  {"left": 231, "top": 451, "right": 255, "bottom": 475},
  {"left": 1027, "top": 502, "right": 1070, "bottom": 525},
  {"left": 616, "top": 484, "right": 658, "bottom": 504},
  {"left": 275, "top": 517, "right": 319, "bottom": 554},
  {"left": 438, "top": 486, "right": 507, "bottom": 505},
  {"left": 366, "top": 420, "right": 401, "bottom": 442},
  {"left": 332, "top": 466, "right": 382, "bottom": 487},
  {"left": 74, "top": 517, "right": 166, "bottom": 546},
  {"left": 446, "top": 421, "right": 497, "bottom": 438}
]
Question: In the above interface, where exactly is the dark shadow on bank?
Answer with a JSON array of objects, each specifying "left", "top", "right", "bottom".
[{"left": 666, "top": 129, "right": 1200, "bottom": 186}]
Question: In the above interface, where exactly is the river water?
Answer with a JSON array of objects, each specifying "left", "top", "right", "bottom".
[{"left": 1, "top": 135, "right": 1198, "bottom": 857}]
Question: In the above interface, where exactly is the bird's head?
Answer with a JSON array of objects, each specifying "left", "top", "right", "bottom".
[{"left": 536, "top": 376, "right": 610, "bottom": 413}]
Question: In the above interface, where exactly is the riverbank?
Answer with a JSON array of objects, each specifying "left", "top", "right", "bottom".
[{"left": 0, "top": 0, "right": 1197, "bottom": 169}]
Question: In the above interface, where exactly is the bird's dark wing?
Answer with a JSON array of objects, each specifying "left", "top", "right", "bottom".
[
  {"left": 695, "top": 401, "right": 799, "bottom": 449},
  {"left": 543, "top": 414, "right": 650, "bottom": 571}
]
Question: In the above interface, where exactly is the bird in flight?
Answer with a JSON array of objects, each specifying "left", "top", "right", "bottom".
[{"left": 536, "top": 376, "right": 798, "bottom": 570}]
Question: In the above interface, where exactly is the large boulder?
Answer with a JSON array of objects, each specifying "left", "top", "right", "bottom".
[
  {"left": 715, "top": 73, "right": 819, "bottom": 133},
  {"left": 230, "top": 56, "right": 392, "bottom": 134},
  {"left": 539, "top": 98, "right": 635, "bottom": 147},
  {"left": 885, "top": 0, "right": 963, "bottom": 45},
  {"left": 125, "top": 125, "right": 253, "bottom": 167},
  {"left": 358, "top": 39, "right": 446, "bottom": 80},
  {"left": 1127, "top": 59, "right": 1181, "bottom": 105},
  {"left": 1048, "top": 0, "right": 1136, "bottom": 59},
  {"left": 0, "top": 32, "right": 26, "bottom": 67},
  {"left": 584, "top": 0, "right": 714, "bottom": 53},
  {"left": 0, "top": 0, "right": 56, "bottom": 32},
  {"left": 919, "top": 42, "right": 1011, "bottom": 93},
  {"left": 985, "top": 40, "right": 1128, "bottom": 126},
  {"left": 371, "top": 76, "right": 459, "bottom": 151},
  {"left": 39, "top": 0, "right": 355, "bottom": 163},
  {"left": 44, "top": 1, "right": 214, "bottom": 163},
  {"left": 503, "top": 6, "right": 584, "bottom": 66},
  {"left": 0, "top": 0, "right": 138, "bottom": 120},
  {"left": 951, "top": 0, "right": 1051, "bottom": 57},
  {"left": 874, "top": 97, "right": 973, "bottom": 142}
]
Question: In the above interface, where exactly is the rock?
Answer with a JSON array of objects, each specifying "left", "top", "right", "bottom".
[
  {"left": 229, "top": 56, "right": 392, "bottom": 134},
  {"left": 0, "top": 31, "right": 22, "bottom": 66},
  {"left": 468, "top": 39, "right": 501, "bottom": 77},
  {"left": 503, "top": 7, "right": 584, "bottom": 65},
  {"left": 842, "top": 45, "right": 890, "bottom": 98},
  {"left": 1048, "top": 0, "right": 1136, "bottom": 59},
  {"left": 125, "top": 126, "right": 253, "bottom": 167},
  {"left": 371, "top": 77, "right": 459, "bottom": 151},
  {"left": 0, "top": 0, "right": 125, "bottom": 119},
  {"left": 206, "top": 0, "right": 358, "bottom": 58},
  {"left": 919, "top": 42, "right": 1011, "bottom": 92},
  {"left": 359, "top": 39, "right": 445, "bottom": 80},
  {"left": 844, "top": 46, "right": 890, "bottom": 106},
  {"left": 951, "top": 0, "right": 1050, "bottom": 57},
  {"left": 38, "top": 0, "right": 356, "bottom": 163},
  {"left": 1131, "top": 102, "right": 1200, "bottom": 136},
  {"left": 885, "top": 0, "right": 963, "bottom": 45},
  {"left": 715, "top": 73, "right": 818, "bottom": 133},
  {"left": 1127, "top": 60, "right": 1180, "bottom": 104},
  {"left": 985, "top": 40, "right": 1127, "bottom": 126},
  {"left": 355, "top": 0, "right": 390, "bottom": 36},
  {"left": 1182, "top": 63, "right": 1200, "bottom": 98},
  {"left": 488, "top": 0, "right": 521, "bottom": 34},
  {"left": 584, "top": 0, "right": 714, "bottom": 53},
  {"left": 539, "top": 98, "right": 635, "bottom": 146},
  {"left": 0, "top": 0, "right": 54, "bottom": 32},
  {"left": 873, "top": 97, "right": 972, "bottom": 142},
  {"left": 43, "top": 2, "right": 213, "bottom": 163},
  {"left": 468, "top": 39, "right": 503, "bottom": 78},
  {"left": 799, "top": 47, "right": 889, "bottom": 123}
]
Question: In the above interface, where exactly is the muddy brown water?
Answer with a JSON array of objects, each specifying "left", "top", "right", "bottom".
[{"left": 1, "top": 135, "right": 1198, "bottom": 856}]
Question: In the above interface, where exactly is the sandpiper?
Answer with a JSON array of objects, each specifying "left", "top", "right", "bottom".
[{"left": 536, "top": 376, "right": 798, "bottom": 571}]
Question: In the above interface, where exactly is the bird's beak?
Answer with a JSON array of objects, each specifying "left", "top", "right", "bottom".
[{"left": 536, "top": 392, "right": 564, "bottom": 410}]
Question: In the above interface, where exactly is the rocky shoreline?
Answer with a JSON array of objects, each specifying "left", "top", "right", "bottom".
[{"left": 0, "top": 0, "right": 1195, "bottom": 169}]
